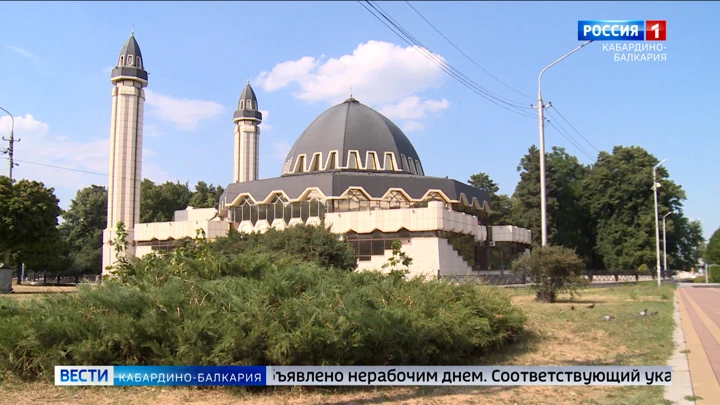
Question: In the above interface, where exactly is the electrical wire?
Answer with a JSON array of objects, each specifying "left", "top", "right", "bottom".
[
  {"left": 549, "top": 105, "right": 600, "bottom": 154},
  {"left": 358, "top": 1, "right": 536, "bottom": 119},
  {"left": 404, "top": 0, "right": 533, "bottom": 100},
  {"left": 544, "top": 117, "right": 595, "bottom": 161}
]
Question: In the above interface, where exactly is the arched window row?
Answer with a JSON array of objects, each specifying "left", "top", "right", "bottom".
[{"left": 282, "top": 150, "right": 423, "bottom": 175}]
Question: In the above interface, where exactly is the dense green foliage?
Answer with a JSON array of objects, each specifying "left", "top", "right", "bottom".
[
  {"left": 705, "top": 228, "right": 720, "bottom": 265},
  {"left": 470, "top": 145, "right": 704, "bottom": 271},
  {"left": 511, "top": 245, "right": 587, "bottom": 303},
  {"left": 58, "top": 185, "right": 107, "bottom": 275},
  {"left": 140, "top": 180, "right": 224, "bottom": 223},
  {"left": 0, "top": 226, "right": 527, "bottom": 380},
  {"left": 0, "top": 176, "right": 63, "bottom": 273}
]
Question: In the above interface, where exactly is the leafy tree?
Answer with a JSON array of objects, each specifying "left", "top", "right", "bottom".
[
  {"left": 582, "top": 146, "right": 689, "bottom": 271},
  {"left": 140, "top": 179, "right": 192, "bottom": 223},
  {"left": 211, "top": 224, "right": 357, "bottom": 270},
  {"left": 468, "top": 172, "right": 513, "bottom": 225},
  {"left": 188, "top": 181, "right": 224, "bottom": 208},
  {"left": 511, "top": 245, "right": 586, "bottom": 303},
  {"left": 510, "top": 146, "right": 595, "bottom": 265},
  {"left": 0, "top": 177, "right": 63, "bottom": 278},
  {"left": 706, "top": 228, "right": 720, "bottom": 265},
  {"left": 58, "top": 185, "right": 107, "bottom": 275}
]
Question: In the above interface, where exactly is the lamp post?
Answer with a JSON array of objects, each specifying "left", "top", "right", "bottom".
[
  {"left": 662, "top": 212, "right": 671, "bottom": 278},
  {"left": 653, "top": 159, "right": 667, "bottom": 287},
  {"left": 535, "top": 40, "right": 592, "bottom": 246}
]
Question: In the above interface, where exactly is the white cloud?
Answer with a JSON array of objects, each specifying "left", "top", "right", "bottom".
[
  {"left": 144, "top": 89, "right": 224, "bottom": 131},
  {"left": 256, "top": 40, "right": 446, "bottom": 106},
  {"left": 380, "top": 96, "right": 450, "bottom": 120},
  {"left": 259, "top": 110, "right": 272, "bottom": 131},
  {"left": 0, "top": 114, "right": 168, "bottom": 207},
  {"left": 271, "top": 141, "right": 292, "bottom": 160},
  {"left": 7, "top": 45, "right": 41, "bottom": 63},
  {"left": 401, "top": 121, "right": 425, "bottom": 132},
  {"left": 143, "top": 123, "right": 165, "bottom": 138}
]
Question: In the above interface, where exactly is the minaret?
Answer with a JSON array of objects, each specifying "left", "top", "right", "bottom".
[
  {"left": 232, "top": 82, "right": 262, "bottom": 183},
  {"left": 102, "top": 31, "right": 148, "bottom": 274}
]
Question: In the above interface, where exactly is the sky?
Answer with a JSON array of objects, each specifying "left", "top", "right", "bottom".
[{"left": 0, "top": 1, "right": 718, "bottom": 240}]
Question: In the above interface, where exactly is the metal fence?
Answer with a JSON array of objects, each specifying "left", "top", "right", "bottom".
[
  {"left": 22, "top": 272, "right": 100, "bottom": 285},
  {"left": 439, "top": 271, "right": 655, "bottom": 286}
]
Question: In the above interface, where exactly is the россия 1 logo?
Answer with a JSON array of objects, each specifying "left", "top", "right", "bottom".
[
  {"left": 578, "top": 20, "right": 667, "bottom": 62},
  {"left": 578, "top": 20, "right": 666, "bottom": 41}
]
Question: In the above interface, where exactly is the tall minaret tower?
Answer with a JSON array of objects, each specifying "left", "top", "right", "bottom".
[
  {"left": 232, "top": 82, "right": 262, "bottom": 183},
  {"left": 102, "top": 31, "right": 148, "bottom": 273}
]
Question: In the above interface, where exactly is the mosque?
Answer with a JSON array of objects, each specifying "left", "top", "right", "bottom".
[{"left": 102, "top": 33, "right": 532, "bottom": 278}]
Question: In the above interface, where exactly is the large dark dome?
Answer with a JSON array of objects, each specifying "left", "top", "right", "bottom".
[{"left": 281, "top": 97, "right": 424, "bottom": 176}]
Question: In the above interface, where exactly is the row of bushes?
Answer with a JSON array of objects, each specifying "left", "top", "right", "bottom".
[{"left": 0, "top": 225, "right": 528, "bottom": 380}]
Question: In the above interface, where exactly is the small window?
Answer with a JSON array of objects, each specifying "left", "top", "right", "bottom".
[
  {"left": 309, "top": 153, "right": 321, "bottom": 172},
  {"left": 119, "top": 55, "right": 125, "bottom": 67},
  {"left": 246, "top": 100, "right": 252, "bottom": 110},
  {"left": 326, "top": 151, "right": 337, "bottom": 170},
  {"left": 408, "top": 157, "right": 416, "bottom": 174},
  {"left": 127, "top": 55, "right": 134, "bottom": 66},
  {"left": 400, "top": 154, "right": 407, "bottom": 171},
  {"left": 294, "top": 155, "right": 306, "bottom": 173},
  {"left": 136, "top": 56, "right": 142, "bottom": 69},
  {"left": 366, "top": 152, "right": 377, "bottom": 170},
  {"left": 347, "top": 151, "right": 359, "bottom": 169},
  {"left": 415, "top": 160, "right": 423, "bottom": 176},
  {"left": 384, "top": 152, "right": 395, "bottom": 171},
  {"left": 239, "top": 100, "right": 245, "bottom": 110}
]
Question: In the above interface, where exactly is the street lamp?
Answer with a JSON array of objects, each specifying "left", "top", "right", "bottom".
[
  {"left": 536, "top": 40, "right": 592, "bottom": 246},
  {"left": 662, "top": 211, "right": 672, "bottom": 277},
  {"left": 653, "top": 159, "right": 667, "bottom": 287}
]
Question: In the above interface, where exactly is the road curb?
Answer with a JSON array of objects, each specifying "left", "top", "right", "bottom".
[{"left": 665, "top": 291, "right": 696, "bottom": 404}]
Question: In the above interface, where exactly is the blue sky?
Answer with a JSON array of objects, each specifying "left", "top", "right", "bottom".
[{"left": 0, "top": 1, "right": 718, "bottom": 240}]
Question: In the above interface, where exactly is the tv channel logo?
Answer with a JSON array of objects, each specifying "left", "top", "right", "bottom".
[
  {"left": 55, "top": 366, "right": 114, "bottom": 385},
  {"left": 578, "top": 20, "right": 666, "bottom": 41}
]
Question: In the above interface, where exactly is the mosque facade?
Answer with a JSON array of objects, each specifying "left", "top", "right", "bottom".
[{"left": 102, "top": 33, "right": 532, "bottom": 278}]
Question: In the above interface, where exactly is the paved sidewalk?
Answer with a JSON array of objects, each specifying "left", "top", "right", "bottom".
[{"left": 670, "top": 284, "right": 720, "bottom": 404}]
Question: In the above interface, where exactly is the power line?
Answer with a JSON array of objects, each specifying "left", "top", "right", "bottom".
[
  {"left": 404, "top": 1, "right": 533, "bottom": 100},
  {"left": 549, "top": 105, "right": 600, "bottom": 154},
  {"left": 358, "top": 1, "right": 535, "bottom": 119},
  {"left": 545, "top": 117, "right": 595, "bottom": 161}
]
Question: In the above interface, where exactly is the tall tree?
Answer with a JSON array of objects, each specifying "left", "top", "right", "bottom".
[
  {"left": 140, "top": 179, "right": 192, "bottom": 223},
  {"left": 468, "top": 172, "right": 513, "bottom": 225},
  {"left": 705, "top": 228, "right": 720, "bottom": 265},
  {"left": 582, "top": 146, "right": 690, "bottom": 271},
  {"left": 0, "top": 177, "right": 63, "bottom": 276},
  {"left": 510, "top": 146, "right": 594, "bottom": 264},
  {"left": 58, "top": 185, "right": 108, "bottom": 274},
  {"left": 188, "top": 181, "right": 225, "bottom": 208}
]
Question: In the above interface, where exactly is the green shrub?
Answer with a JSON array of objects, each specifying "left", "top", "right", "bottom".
[
  {"left": 637, "top": 264, "right": 650, "bottom": 275},
  {"left": 0, "top": 247, "right": 526, "bottom": 380},
  {"left": 511, "top": 246, "right": 587, "bottom": 303}
]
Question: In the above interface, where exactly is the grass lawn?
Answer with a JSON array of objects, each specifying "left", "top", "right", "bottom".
[{"left": 0, "top": 282, "right": 677, "bottom": 405}]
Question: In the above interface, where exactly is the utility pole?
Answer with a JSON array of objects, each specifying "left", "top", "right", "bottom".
[
  {"left": 653, "top": 159, "right": 666, "bottom": 287},
  {"left": 534, "top": 40, "right": 592, "bottom": 246},
  {"left": 0, "top": 106, "right": 19, "bottom": 182}
]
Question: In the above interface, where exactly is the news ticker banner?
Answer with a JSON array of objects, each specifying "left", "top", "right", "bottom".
[
  {"left": 55, "top": 365, "right": 673, "bottom": 387},
  {"left": 577, "top": 20, "right": 667, "bottom": 63}
]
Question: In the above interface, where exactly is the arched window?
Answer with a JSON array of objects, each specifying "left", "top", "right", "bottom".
[
  {"left": 366, "top": 151, "right": 378, "bottom": 170},
  {"left": 384, "top": 152, "right": 395, "bottom": 171},
  {"left": 400, "top": 154, "right": 407, "bottom": 171},
  {"left": 325, "top": 151, "right": 337, "bottom": 170},
  {"left": 309, "top": 153, "right": 321, "bottom": 172},
  {"left": 127, "top": 55, "right": 134, "bottom": 66},
  {"left": 415, "top": 160, "right": 423, "bottom": 176},
  {"left": 294, "top": 155, "right": 306, "bottom": 173},
  {"left": 239, "top": 100, "right": 245, "bottom": 110},
  {"left": 347, "top": 151, "right": 359, "bottom": 169},
  {"left": 136, "top": 57, "right": 142, "bottom": 69},
  {"left": 408, "top": 157, "right": 416, "bottom": 174},
  {"left": 118, "top": 55, "right": 125, "bottom": 67}
]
